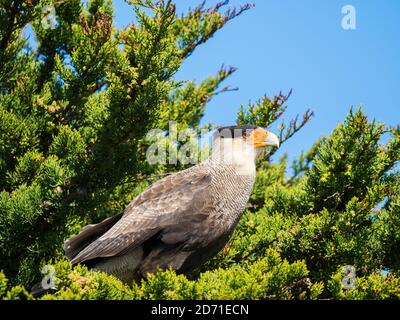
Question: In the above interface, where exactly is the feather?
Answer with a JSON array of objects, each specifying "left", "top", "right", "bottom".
[
  {"left": 64, "top": 212, "right": 123, "bottom": 261},
  {"left": 70, "top": 167, "right": 213, "bottom": 265}
]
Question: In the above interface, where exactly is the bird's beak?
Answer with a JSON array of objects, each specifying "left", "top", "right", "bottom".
[
  {"left": 264, "top": 131, "right": 280, "bottom": 148},
  {"left": 248, "top": 128, "right": 280, "bottom": 148}
]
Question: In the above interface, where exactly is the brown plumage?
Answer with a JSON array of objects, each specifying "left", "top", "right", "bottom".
[{"left": 63, "top": 126, "right": 280, "bottom": 284}]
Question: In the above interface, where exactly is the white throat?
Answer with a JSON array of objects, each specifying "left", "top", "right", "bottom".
[{"left": 210, "top": 138, "right": 258, "bottom": 176}]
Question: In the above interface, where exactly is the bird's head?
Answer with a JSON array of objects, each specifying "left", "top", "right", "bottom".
[{"left": 211, "top": 125, "right": 280, "bottom": 169}]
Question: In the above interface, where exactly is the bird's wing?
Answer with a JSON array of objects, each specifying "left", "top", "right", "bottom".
[
  {"left": 64, "top": 212, "right": 123, "bottom": 260},
  {"left": 71, "top": 167, "right": 214, "bottom": 264}
]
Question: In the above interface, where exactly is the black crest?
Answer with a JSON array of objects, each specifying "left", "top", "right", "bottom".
[{"left": 213, "top": 125, "right": 259, "bottom": 139}]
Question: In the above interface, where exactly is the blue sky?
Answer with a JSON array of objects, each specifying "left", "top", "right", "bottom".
[
  {"left": 114, "top": 0, "right": 400, "bottom": 165},
  {"left": 27, "top": 0, "right": 400, "bottom": 166}
]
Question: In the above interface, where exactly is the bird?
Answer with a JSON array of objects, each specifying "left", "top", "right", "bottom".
[{"left": 63, "top": 125, "right": 280, "bottom": 284}]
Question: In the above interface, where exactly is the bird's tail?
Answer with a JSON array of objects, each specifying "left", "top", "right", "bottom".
[{"left": 64, "top": 212, "right": 123, "bottom": 262}]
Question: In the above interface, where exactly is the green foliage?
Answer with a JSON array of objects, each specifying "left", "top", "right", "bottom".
[
  {"left": 306, "top": 108, "right": 396, "bottom": 212},
  {"left": 131, "top": 249, "right": 311, "bottom": 300},
  {"left": 328, "top": 271, "right": 400, "bottom": 300},
  {"left": 198, "top": 107, "right": 400, "bottom": 299},
  {"left": 237, "top": 91, "right": 314, "bottom": 159},
  {"left": 0, "top": 272, "right": 8, "bottom": 297},
  {"left": 0, "top": 253, "right": 312, "bottom": 300},
  {"left": 194, "top": 250, "right": 309, "bottom": 300},
  {"left": 0, "top": 0, "right": 259, "bottom": 285},
  {"left": 1, "top": 0, "right": 399, "bottom": 300},
  {"left": 41, "top": 260, "right": 135, "bottom": 300}
]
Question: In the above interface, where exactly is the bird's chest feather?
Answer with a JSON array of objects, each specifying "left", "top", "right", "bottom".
[
  {"left": 162, "top": 164, "right": 255, "bottom": 249},
  {"left": 214, "top": 163, "right": 255, "bottom": 204},
  {"left": 203, "top": 166, "right": 256, "bottom": 236}
]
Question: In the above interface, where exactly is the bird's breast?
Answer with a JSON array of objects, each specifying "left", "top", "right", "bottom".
[{"left": 207, "top": 164, "right": 256, "bottom": 228}]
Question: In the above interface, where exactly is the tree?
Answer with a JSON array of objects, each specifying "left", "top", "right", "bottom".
[{"left": 1, "top": 0, "right": 399, "bottom": 300}]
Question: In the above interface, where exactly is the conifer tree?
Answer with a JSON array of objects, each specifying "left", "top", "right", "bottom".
[{"left": 1, "top": 1, "right": 399, "bottom": 300}]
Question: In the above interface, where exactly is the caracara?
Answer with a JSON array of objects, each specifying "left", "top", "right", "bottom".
[{"left": 64, "top": 125, "right": 279, "bottom": 283}]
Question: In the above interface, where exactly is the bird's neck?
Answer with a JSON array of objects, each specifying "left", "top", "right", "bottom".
[{"left": 209, "top": 138, "right": 257, "bottom": 176}]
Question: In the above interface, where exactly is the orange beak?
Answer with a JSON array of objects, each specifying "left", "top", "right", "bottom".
[{"left": 248, "top": 128, "right": 280, "bottom": 148}]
